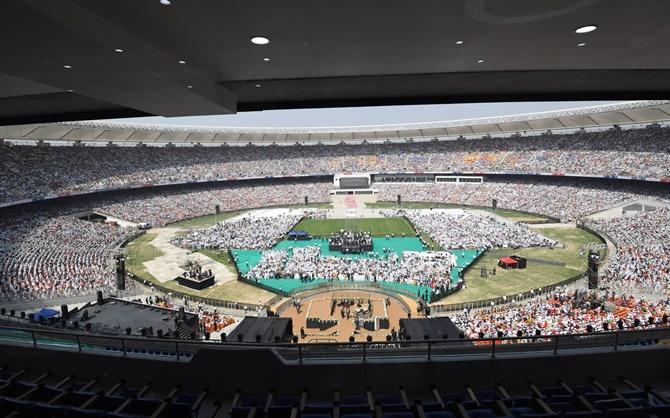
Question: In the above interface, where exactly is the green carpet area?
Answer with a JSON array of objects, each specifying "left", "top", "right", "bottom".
[
  {"left": 450, "top": 249, "right": 483, "bottom": 281},
  {"left": 230, "top": 249, "right": 264, "bottom": 275},
  {"left": 231, "top": 241, "right": 483, "bottom": 302}
]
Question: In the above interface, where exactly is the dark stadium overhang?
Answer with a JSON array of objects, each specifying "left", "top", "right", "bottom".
[
  {"left": 2, "top": 101, "right": 669, "bottom": 144},
  {"left": 1, "top": 1, "right": 670, "bottom": 123}
]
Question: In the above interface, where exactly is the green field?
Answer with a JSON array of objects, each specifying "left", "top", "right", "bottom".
[
  {"left": 197, "top": 249, "right": 238, "bottom": 272},
  {"left": 441, "top": 227, "right": 604, "bottom": 304},
  {"left": 170, "top": 203, "right": 332, "bottom": 229},
  {"left": 366, "top": 201, "right": 552, "bottom": 223},
  {"left": 125, "top": 233, "right": 164, "bottom": 281},
  {"left": 293, "top": 217, "right": 416, "bottom": 237},
  {"left": 170, "top": 210, "right": 246, "bottom": 229}
]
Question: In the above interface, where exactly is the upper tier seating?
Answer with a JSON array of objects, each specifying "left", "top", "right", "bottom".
[{"left": 2, "top": 126, "right": 670, "bottom": 204}]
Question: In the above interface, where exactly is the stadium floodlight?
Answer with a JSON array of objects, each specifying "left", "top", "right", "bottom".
[
  {"left": 455, "top": 40, "right": 464, "bottom": 45},
  {"left": 160, "top": 0, "right": 171, "bottom": 5},
  {"left": 251, "top": 36, "right": 270, "bottom": 45},
  {"left": 263, "top": 57, "right": 271, "bottom": 62},
  {"left": 178, "top": 60, "right": 187, "bottom": 64},
  {"left": 255, "top": 84, "right": 262, "bottom": 88},
  {"left": 114, "top": 48, "right": 124, "bottom": 53},
  {"left": 575, "top": 25, "right": 597, "bottom": 34},
  {"left": 63, "top": 65, "right": 72, "bottom": 69},
  {"left": 477, "top": 59, "right": 484, "bottom": 63},
  {"left": 577, "top": 42, "right": 586, "bottom": 47}
]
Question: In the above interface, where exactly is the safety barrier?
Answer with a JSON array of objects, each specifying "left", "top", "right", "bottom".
[{"left": 0, "top": 323, "right": 667, "bottom": 365}]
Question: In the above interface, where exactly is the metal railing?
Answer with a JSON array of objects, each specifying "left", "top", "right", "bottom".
[
  {"left": 0, "top": 323, "right": 668, "bottom": 365},
  {"left": 128, "top": 272, "right": 269, "bottom": 313}
]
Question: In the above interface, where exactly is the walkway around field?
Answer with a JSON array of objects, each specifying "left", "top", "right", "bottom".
[{"left": 143, "top": 227, "right": 237, "bottom": 284}]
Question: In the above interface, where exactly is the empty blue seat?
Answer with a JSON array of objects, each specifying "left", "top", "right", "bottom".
[
  {"left": 231, "top": 406, "right": 256, "bottom": 418},
  {"left": 304, "top": 403, "right": 333, "bottom": 414},
  {"left": 468, "top": 408, "right": 498, "bottom": 418},
  {"left": 341, "top": 395, "right": 371, "bottom": 414},
  {"left": 425, "top": 412, "right": 456, "bottom": 418},
  {"left": 593, "top": 399, "right": 629, "bottom": 410},
  {"left": 70, "top": 407, "right": 114, "bottom": 417},
  {"left": 563, "top": 412, "right": 603, "bottom": 418},
  {"left": 377, "top": 393, "right": 406, "bottom": 411},
  {"left": 268, "top": 404, "right": 295, "bottom": 418},
  {"left": 583, "top": 393, "right": 612, "bottom": 403},
  {"left": 509, "top": 406, "right": 536, "bottom": 417},
  {"left": 546, "top": 401, "right": 578, "bottom": 413},
  {"left": 603, "top": 406, "right": 645, "bottom": 418},
  {"left": 381, "top": 412, "right": 413, "bottom": 418},
  {"left": 342, "top": 395, "right": 369, "bottom": 406}
]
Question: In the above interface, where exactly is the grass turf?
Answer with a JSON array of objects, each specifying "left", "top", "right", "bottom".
[
  {"left": 293, "top": 217, "right": 416, "bottom": 237},
  {"left": 366, "top": 201, "right": 552, "bottom": 223},
  {"left": 440, "top": 226, "right": 604, "bottom": 304},
  {"left": 170, "top": 203, "right": 333, "bottom": 229},
  {"left": 125, "top": 233, "right": 274, "bottom": 304}
]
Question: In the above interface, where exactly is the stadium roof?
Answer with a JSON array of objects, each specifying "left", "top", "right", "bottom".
[
  {"left": 1, "top": 1, "right": 670, "bottom": 125},
  {"left": 2, "top": 101, "right": 670, "bottom": 145}
]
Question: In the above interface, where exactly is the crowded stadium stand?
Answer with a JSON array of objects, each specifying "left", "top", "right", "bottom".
[{"left": 2, "top": 2, "right": 670, "bottom": 415}]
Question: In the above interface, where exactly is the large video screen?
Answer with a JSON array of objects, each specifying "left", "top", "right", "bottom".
[{"left": 339, "top": 177, "right": 370, "bottom": 189}]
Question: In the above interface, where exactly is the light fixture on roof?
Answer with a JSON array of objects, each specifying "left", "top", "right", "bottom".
[
  {"left": 455, "top": 40, "right": 464, "bottom": 45},
  {"left": 263, "top": 57, "right": 271, "bottom": 62},
  {"left": 251, "top": 36, "right": 270, "bottom": 45},
  {"left": 178, "top": 60, "right": 187, "bottom": 64},
  {"left": 577, "top": 42, "right": 586, "bottom": 47},
  {"left": 575, "top": 25, "right": 597, "bottom": 34},
  {"left": 114, "top": 48, "right": 124, "bottom": 53},
  {"left": 477, "top": 59, "right": 485, "bottom": 63},
  {"left": 160, "top": 0, "right": 171, "bottom": 5},
  {"left": 63, "top": 65, "right": 72, "bottom": 69}
]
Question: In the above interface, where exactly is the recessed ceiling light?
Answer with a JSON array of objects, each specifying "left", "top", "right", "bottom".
[
  {"left": 114, "top": 48, "right": 124, "bottom": 53},
  {"left": 63, "top": 65, "right": 72, "bottom": 69},
  {"left": 251, "top": 36, "right": 270, "bottom": 45},
  {"left": 160, "top": 0, "right": 171, "bottom": 5},
  {"left": 255, "top": 84, "right": 262, "bottom": 88},
  {"left": 577, "top": 42, "right": 586, "bottom": 47},
  {"left": 263, "top": 57, "right": 271, "bottom": 62},
  {"left": 575, "top": 25, "right": 597, "bottom": 34},
  {"left": 455, "top": 40, "right": 464, "bottom": 45},
  {"left": 187, "top": 85, "right": 193, "bottom": 89},
  {"left": 178, "top": 60, "right": 186, "bottom": 64},
  {"left": 477, "top": 59, "right": 485, "bottom": 63}
]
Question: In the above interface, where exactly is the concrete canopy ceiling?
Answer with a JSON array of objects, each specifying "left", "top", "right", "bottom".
[{"left": 1, "top": 0, "right": 669, "bottom": 124}]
